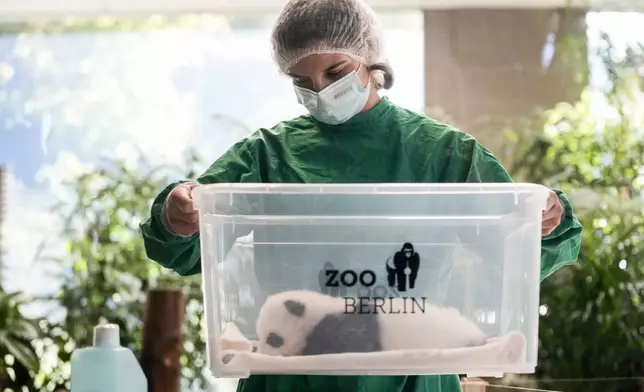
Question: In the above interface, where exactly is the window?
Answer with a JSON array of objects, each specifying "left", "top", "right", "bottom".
[
  {"left": 0, "top": 11, "right": 424, "bottom": 391},
  {"left": 0, "top": 11, "right": 424, "bottom": 297}
]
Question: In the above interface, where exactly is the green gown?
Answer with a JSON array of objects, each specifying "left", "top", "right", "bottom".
[{"left": 139, "top": 96, "right": 582, "bottom": 392}]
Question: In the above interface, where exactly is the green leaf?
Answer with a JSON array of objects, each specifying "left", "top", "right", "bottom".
[{"left": 0, "top": 332, "right": 39, "bottom": 372}]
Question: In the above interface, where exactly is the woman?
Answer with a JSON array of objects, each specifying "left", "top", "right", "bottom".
[{"left": 140, "top": 0, "right": 582, "bottom": 391}]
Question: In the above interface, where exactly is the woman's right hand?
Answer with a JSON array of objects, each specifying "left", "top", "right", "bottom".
[{"left": 164, "top": 182, "right": 200, "bottom": 236}]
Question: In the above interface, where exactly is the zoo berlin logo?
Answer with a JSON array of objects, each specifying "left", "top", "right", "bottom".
[{"left": 319, "top": 242, "right": 426, "bottom": 315}]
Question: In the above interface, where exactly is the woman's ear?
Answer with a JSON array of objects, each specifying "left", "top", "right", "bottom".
[
  {"left": 370, "top": 70, "right": 385, "bottom": 90},
  {"left": 367, "top": 63, "right": 394, "bottom": 90}
]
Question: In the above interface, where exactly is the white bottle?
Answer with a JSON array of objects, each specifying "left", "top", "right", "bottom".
[{"left": 70, "top": 324, "right": 148, "bottom": 392}]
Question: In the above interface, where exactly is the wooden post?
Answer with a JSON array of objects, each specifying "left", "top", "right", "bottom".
[{"left": 141, "top": 288, "right": 186, "bottom": 392}]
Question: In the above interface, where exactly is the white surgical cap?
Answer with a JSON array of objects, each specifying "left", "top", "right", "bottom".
[{"left": 270, "top": 0, "right": 394, "bottom": 90}]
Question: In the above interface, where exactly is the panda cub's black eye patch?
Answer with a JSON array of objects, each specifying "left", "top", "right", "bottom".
[{"left": 266, "top": 332, "right": 284, "bottom": 348}]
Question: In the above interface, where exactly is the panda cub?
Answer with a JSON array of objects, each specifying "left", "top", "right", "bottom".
[{"left": 255, "top": 290, "right": 488, "bottom": 357}]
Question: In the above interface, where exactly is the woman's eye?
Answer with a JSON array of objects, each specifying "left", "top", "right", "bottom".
[{"left": 293, "top": 77, "right": 309, "bottom": 86}]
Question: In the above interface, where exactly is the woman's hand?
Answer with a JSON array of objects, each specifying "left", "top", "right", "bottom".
[
  {"left": 542, "top": 190, "right": 564, "bottom": 236},
  {"left": 164, "top": 182, "right": 200, "bottom": 236}
]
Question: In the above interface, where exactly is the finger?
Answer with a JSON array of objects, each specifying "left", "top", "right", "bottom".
[
  {"left": 185, "top": 182, "right": 200, "bottom": 191},
  {"left": 171, "top": 187, "right": 197, "bottom": 214},
  {"left": 542, "top": 220, "right": 557, "bottom": 235},
  {"left": 170, "top": 220, "right": 199, "bottom": 236},
  {"left": 170, "top": 210, "right": 199, "bottom": 224},
  {"left": 541, "top": 217, "right": 561, "bottom": 234},
  {"left": 542, "top": 207, "right": 562, "bottom": 221},
  {"left": 542, "top": 221, "right": 558, "bottom": 235},
  {"left": 166, "top": 209, "right": 199, "bottom": 232},
  {"left": 543, "top": 193, "right": 556, "bottom": 211},
  {"left": 543, "top": 214, "right": 561, "bottom": 226},
  {"left": 544, "top": 196, "right": 562, "bottom": 214}
]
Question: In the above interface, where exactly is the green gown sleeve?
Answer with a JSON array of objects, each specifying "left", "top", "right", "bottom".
[
  {"left": 452, "top": 134, "right": 582, "bottom": 281},
  {"left": 139, "top": 138, "right": 259, "bottom": 276}
]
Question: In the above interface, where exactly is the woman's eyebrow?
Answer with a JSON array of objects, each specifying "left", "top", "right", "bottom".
[
  {"left": 325, "top": 60, "right": 348, "bottom": 71},
  {"left": 287, "top": 60, "right": 349, "bottom": 78}
]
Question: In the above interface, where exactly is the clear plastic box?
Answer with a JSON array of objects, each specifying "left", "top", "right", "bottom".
[{"left": 192, "top": 183, "right": 550, "bottom": 379}]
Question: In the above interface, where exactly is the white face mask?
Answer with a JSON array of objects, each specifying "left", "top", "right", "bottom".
[{"left": 293, "top": 66, "right": 371, "bottom": 125}]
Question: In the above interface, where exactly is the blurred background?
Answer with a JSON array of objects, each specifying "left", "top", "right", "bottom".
[{"left": 0, "top": 0, "right": 642, "bottom": 391}]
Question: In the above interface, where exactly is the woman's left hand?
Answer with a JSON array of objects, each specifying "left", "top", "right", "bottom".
[{"left": 542, "top": 190, "right": 564, "bottom": 236}]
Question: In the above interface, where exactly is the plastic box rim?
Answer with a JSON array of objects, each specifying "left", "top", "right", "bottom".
[{"left": 192, "top": 182, "right": 550, "bottom": 209}]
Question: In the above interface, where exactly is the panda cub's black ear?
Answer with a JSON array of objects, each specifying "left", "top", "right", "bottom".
[{"left": 284, "top": 299, "right": 305, "bottom": 317}]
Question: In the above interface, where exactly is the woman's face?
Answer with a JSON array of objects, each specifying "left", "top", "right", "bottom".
[{"left": 287, "top": 53, "right": 370, "bottom": 92}]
